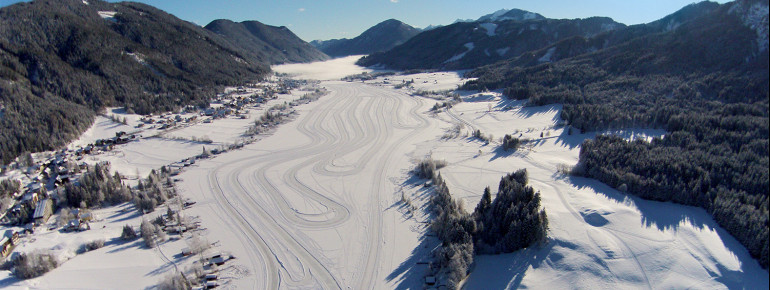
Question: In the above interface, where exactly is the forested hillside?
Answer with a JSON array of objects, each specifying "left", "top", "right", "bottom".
[
  {"left": 357, "top": 14, "right": 624, "bottom": 70},
  {"left": 204, "top": 19, "right": 329, "bottom": 64},
  {"left": 0, "top": 0, "right": 272, "bottom": 164},
  {"left": 463, "top": 0, "right": 769, "bottom": 268},
  {"left": 311, "top": 19, "right": 420, "bottom": 57},
  {"left": 485, "top": 1, "right": 722, "bottom": 69}
]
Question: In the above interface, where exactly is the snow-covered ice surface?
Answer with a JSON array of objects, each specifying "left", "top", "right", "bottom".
[
  {"left": 2, "top": 57, "right": 766, "bottom": 289},
  {"left": 274, "top": 55, "right": 378, "bottom": 81},
  {"left": 176, "top": 79, "right": 440, "bottom": 289}
]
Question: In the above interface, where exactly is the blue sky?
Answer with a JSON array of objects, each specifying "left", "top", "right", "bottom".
[{"left": 1, "top": 0, "right": 730, "bottom": 41}]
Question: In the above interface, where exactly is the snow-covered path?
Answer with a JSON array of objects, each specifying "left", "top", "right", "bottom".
[{"left": 179, "top": 81, "right": 434, "bottom": 289}]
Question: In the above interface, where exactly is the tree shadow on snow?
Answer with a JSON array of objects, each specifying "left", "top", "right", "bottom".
[
  {"left": 382, "top": 176, "right": 443, "bottom": 289},
  {"left": 400, "top": 174, "right": 435, "bottom": 204},
  {"left": 385, "top": 234, "right": 440, "bottom": 289},
  {"left": 554, "top": 130, "right": 588, "bottom": 150},
  {"left": 106, "top": 237, "right": 143, "bottom": 253},
  {"left": 488, "top": 145, "right": 526, "bottom": 162},
  {"left": 557, "top": 175, "right": 769, "bottom": 288},
  {"left": 105, "top": 203, "right": 142, "bottom": 222},
  {"left": 0, "top": 275, "right": 21, "bottom": 288},
  {"left": 509, "top": 104, "right": 561, "bottom": 120},
  {"left": 563, "top": 175, "right": 711, "bottom": 231},
  {"left": 492, "top": 98, "right": 526, "bottom": 111},
  {"left": 464, "top": 238, "right": 562, "bottom": 289}
]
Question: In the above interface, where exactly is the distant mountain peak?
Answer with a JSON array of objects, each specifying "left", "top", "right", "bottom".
[
  {"left": 453, "top": 8, "right": 546, "bottom": 24},
  {"left": 311, "top": 19, "right": 420, "bottom": 57},
  {"left": 477, "top": 8, "right": 545, "bottom": 22}
]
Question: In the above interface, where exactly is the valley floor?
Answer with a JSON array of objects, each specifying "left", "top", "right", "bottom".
[{"left": 1, "top": 56, "right": 766, "bottom": 289}]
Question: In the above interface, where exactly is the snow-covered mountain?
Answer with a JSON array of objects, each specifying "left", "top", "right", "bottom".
[
  {"left": 358, "top": 12, "right": 623, "bottom": 70},
  {"left": 477, "top": 8, "right": 546, "bottom": 22}
]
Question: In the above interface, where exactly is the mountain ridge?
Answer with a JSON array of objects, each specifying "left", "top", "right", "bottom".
[
  {"left": 357, "top": 14, "right": 624, "bottom": 70},
  {"left": 312, "top": 19, "right": 420, "bottom": 57},
  {"left": 205, "top": 19, "right": 329, "bottom": 65}
]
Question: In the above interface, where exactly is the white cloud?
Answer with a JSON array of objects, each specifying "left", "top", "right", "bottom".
[
  {"left": 390, "top": 0, "right": 398, "bottom": 2},
  {"left": 298, "top": 7, "right": 305, "bottom": 12}
]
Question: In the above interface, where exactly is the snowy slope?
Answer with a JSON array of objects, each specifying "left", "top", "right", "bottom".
[{"left": 411, "top": 91, "right": 769, "bottom": 289}]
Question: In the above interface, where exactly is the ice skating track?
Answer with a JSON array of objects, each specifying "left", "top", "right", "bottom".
[{"left": 204, "top": 82, "right": 428, "bottom": 289}]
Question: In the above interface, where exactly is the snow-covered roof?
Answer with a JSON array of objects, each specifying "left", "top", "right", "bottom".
[{"left": 32, "top": 198, "right": 51, "bottom": 219}]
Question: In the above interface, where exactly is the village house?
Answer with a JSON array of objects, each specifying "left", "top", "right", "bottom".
[
  {"left": 0, "top": 230, "right": 20, "bottom": 257},
  {"left": 33, "top": 198, "right": 53, "bottom": 225}
]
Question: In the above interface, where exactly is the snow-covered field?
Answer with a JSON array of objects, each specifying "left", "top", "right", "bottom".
[
  {"left": 0, "top": 204, "right": 177, "bottom": 289},
  {"left": 2, "top": 56, "right": 766, "bottom": 289},
  {"left": 417, "top": 99, "right": 767, "bottom": 289}
]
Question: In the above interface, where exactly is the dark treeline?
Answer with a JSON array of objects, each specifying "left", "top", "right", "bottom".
[
  {"left": 63, "top": 162, "right": 132, "bottom": 208},
  {"left": 0, "top": 179, "right": 20, "bottom": 198},
  {"left": 462, "top": 0, "right": 769, "bottom": 268},
  {"left": 428, "top": 169, "right": 548, "bottom": 288},
  {"left": 0, "top": 0, "right": 270, "bottom": 164},
  {"left": 580, "top": 133, "right": 768, "bottom": 268},
  {"left": 62, "top": 163, "right": 174, "bottom": 213}
]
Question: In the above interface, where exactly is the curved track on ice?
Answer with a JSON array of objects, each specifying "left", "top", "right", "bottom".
[{"left": 205, "top": 82, "right": 428, "bottom": 289}]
